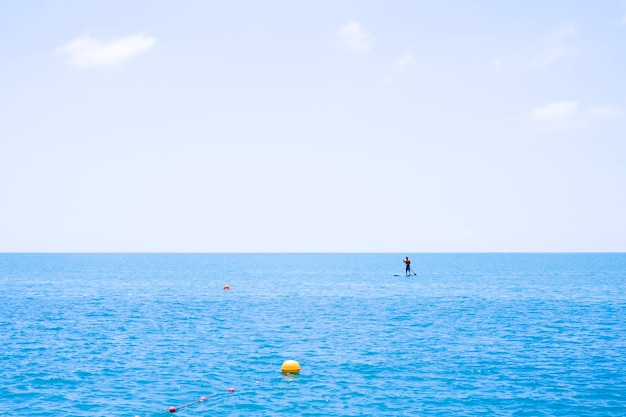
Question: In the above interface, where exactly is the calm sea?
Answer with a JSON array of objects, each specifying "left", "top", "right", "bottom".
[{"left": 1, "top": 253, "right": 625, "bottom": 416}]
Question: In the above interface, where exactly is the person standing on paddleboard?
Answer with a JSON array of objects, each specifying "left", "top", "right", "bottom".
[{"left": 404, "top": 257, "right": 412, "bottom": 275}]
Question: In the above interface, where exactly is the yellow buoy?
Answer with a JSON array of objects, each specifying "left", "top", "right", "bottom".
[{"left": 281, "top": 360, "right": 301, "bottom": 374}]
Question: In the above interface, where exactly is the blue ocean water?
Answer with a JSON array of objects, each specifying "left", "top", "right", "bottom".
[{"left": 1, "top": 253, "right": 625, "bottom": 416}]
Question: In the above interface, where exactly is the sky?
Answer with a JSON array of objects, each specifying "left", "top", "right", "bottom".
[{"left": 1, "top": 0, "right": 625, "bottom": 252}]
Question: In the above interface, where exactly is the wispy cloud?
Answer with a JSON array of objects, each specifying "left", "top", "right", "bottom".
[
  {"left": 337, "top": 21, "right": 374, "bottom": 53},
  {"left": 552, "top": 21, "right": 576, "bottom": 37},
  {"left": 620, "top": 15, "right": 626, "bottom": 26},
  {"left": 57, "top": 33, "right": 157, "bottom": 69},
  {"left": 391, "top": 52, "right": 414, "bottom": 72},
  {"left": 529, "top": 23, "right": 576, "bottom": 67},
  {"left": 530, "top": 45, "right": 571, "bottom": 67},
  {"left": 382, "top": 52, "right": 415, "bottom": 85},
  {"left": 529, "top": 100, "right": 622, "bottom": 129},
  {"left": 493, "top": 22, "right": 575, "bottom": 69},
  {"left": 588, "top": 105, "right": 623, "bottom": 119}
]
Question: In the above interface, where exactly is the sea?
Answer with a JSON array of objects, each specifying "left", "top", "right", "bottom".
[{"left": 1, "top": 253, "right": 625, "bottom": 416}]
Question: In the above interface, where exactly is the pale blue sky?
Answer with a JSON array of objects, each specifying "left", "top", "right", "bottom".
[{"left": 1, "top": 1, "right": 625, "bottom": 252}]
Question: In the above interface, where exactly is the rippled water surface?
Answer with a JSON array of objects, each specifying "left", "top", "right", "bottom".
[{"left": 1, "top": 253, "right": 625, "bottom": 416}]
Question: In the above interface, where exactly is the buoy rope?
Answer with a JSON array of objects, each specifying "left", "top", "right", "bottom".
[
  {"left": 133, "top": 386, "right": 242, "bottom": 416},
  {"left": 166, "top": 396, "right": 208, "bottom": 413},
  {"left": 149, "top": 387, "right": 235, "bottom": 414}
]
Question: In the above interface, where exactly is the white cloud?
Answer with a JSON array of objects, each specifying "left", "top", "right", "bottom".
[
  {"left": 337, "top": 21, "right": 374, "bottom": 53},
  {"left": 530, "top": 100, "right": 580, "bottom": 122},
  {"left": 620, "top": 15, "right": 626, "bottom": 26},
  {"left": 57, "top": 33, "right": 157, "bottom": 69},
  {"left": 529, "top": 100, "right": 622, "bottom": 129}
]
